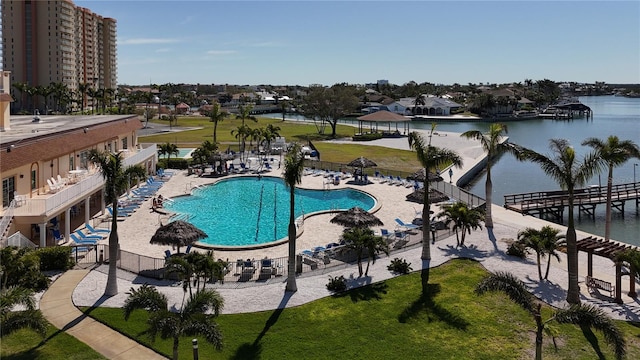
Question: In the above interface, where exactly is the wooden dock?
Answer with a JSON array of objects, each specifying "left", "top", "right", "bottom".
[{"left": 504, "top": 182, "right": 640, "bottom": 222}]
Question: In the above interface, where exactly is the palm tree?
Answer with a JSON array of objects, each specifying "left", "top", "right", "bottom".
[
  {"left": 0, "top": 286, "right": 48, "bottom": 339},
  {"left": 158, "top": 142, "right": 179, "bottom": 162},
  {"left": 89, "top": 150, "right": 147, "bottom": 296},
  {"left": 231, "top": 124, "right": 251, "bottom": 161},
  {"left": 408, "top": 130, "right": 463, "bottom": 259},
  {"left": 206, "top": 102, "right": 228, "bottom": 144},
  {"left": 614, "top": 248, "right": 640, "bottom": 282},
  {"left": 261, "top": 124, "right": 281, "bottom": 154},
  {"left": 518, "top": 227, "right": 548, "bottom": 281},
  {"left": 437, "top": 201, "right": 484, "bottom": 247},
  {"left": 283, "top": 143, "right": 305, "bottom": 293},
  {"left": 236, "top": 103, "right": 257, "bottom": 126},
  {"left": 508, "top": 139, "right": 603, "bottom": 304},
  {"left": 412, "top": 92, "right": 426, "bottom": 115},
  {"left": 582, "top": 136, "right": 640, "bottom": 241},
  {"left": 460, "top": 123, "right": 508, "bottom": 228},
  {"left": 342, "top": 227, "right": 388, "bottom": 277},
  {"left": 77, "top": 82, "right": 90, "bottom": 112},
  {"left": 123, "top": 284, "right": 224, "bottom": 360},
  {"left": 12, "top": 82, "right": 28, "bottom": 112},
  {"left": 476, "top": 272, "right": 626, "bottom": 360}
]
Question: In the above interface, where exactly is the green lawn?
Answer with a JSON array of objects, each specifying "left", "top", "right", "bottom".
[
  {"left": 0, "top": 324, "right": 107, "bottom": 360},
  {"left": 82, "top": 259, "right": 640, "bottom": 360}
]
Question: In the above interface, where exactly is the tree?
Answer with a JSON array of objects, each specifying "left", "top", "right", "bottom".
[
  {"left": 236, "top": 103, "right": 257, "bottom": 126},
  {"left": 614, "top": 248, "right": 640, "bottom": 282},
  {"left": 302, "top": 84, "right": 359, "bottom": 138},
  {"left": 89, "top": 150, "right": 147, "bottom": 296},
  {"left": 412, "top": 92, "right": 426, "bottom": 115},
  {"left": 517, "top": 226, "right": 566, "bottom": 281},
  {"left": 206, "top": 102, "right": 228, "bottom": 144},
  {"left": 231, "top": 125, "right": 251, "bottom": 162},
  {"left": 0, "top": 287, "right": 47, "bottom": 339},
  {"left": 460, "top": 123, "right": 508, "bottom": 228},
  {"left": 507, "top": 139, "right": 603, "bottom": 304},
  {"left": 582, "top": 136, "right": 640, "bottom": 241},
  {"left": 283, "top": 143, "right": 305, "bottom": 293},
  {"left": 476, "top": 272, "right": 626, "bottom": 360},
  {"left": 437, "top": 201, "right": 484, "bottom": 247},
  {"left": 12, "top": 82, "right": 28, "bottom": 112},
  {"left": 77, "top": 82, "right": 90, "bottom": 112},
  {"left": 123, "top": 284, "right": 223, "bottom": 360},
  {"left": 158, "top": 143, "right": 179, "bottom": 161},
  {"left": 342, "top": 227, "right": 388, "bottom": 277},
  {"left": 260, "top": 124, "right": 281, "bottom": 154},
  {"left": 408, "top": 129, "right": 463, "bottom": 259}
]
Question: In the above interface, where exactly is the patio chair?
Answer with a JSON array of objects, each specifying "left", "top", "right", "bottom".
[
  {"left": 52, "top": 229, "right": 66, "bottom": 244},
  {"left": 395, "top": 218, "right": 419, "bottom": 230},
  {"left": 85, "top": 223, "right": 110, "bottom": 234},
  {"left": 259, "top": 258, "right": 275, "bottom": 280},
  {"left": 69, "top": 233, "right": 98, "bottom": 245},
  {"left": 165, "top": 250, "right": 172, "bottom": 259},
  {"left": 75, "top": 230, "right": 105, "bottom": 240}
]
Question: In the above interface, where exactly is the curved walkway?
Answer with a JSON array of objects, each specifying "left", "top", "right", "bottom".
[{"left": 40, "top": 269, "right": 167, "bottom": 360}]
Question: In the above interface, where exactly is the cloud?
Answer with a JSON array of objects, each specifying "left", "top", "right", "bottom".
[
  {"left": 120, "top": 38, "right": 179, "bottom": 45},
  {"left": 206, "top": 50, "right": 237, "bottom": 56}
]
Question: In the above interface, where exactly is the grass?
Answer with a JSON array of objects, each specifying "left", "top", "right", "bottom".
[
  {"left": 81, "top": 259, "right": 640, "bottom": 360},
  {"left": 0, "top": 324, "right": 107, "bottom": 360},
  {"left": 139, "top": 116, "right": 355, "bottom": 147}
]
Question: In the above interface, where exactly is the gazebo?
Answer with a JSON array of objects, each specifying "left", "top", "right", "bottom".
[
  {"left": 576, "top": 236, "right": 637, "bottom": 304},
  {"left": 356, "top": 110, "right": 411, "bottom": 136}
]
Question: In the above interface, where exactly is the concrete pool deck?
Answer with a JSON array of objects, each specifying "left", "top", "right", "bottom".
[{"left": 63, "top": 128, "right": 640, "bottom": 322}]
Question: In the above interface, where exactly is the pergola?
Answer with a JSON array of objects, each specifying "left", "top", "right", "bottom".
[
  {"left": 356, "top": 110, "right": 411, "bottom": 136},
  {"left": 576, "top": 236, "right": 638, "bottom": 304}
]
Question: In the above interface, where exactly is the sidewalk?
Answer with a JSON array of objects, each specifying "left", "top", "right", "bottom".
[{"left": 40, "top": 269, "right": 167, "bottom": 360}]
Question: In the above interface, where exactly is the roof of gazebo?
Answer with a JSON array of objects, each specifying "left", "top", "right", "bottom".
[
  {"left": 576, "top": 236, "right": 634, "bottom": 259},
  {"left": 357, "top": 110, "right": 410, "bottom": 122}
]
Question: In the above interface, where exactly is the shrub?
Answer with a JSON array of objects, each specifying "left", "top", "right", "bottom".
[
  {"left": 387, "top": 258, "right": 413, "bottom": 274},
  {"left": 326, "top": 275, "right": 347, "bottom": 293},
  {"left": 506, "top": 241, "right": 528, "bottom": 259},
  {"left": 353, "top": 133, "right": 383, "bottom": 141},
  {"left": 38, "top": 246, "right": 75, "bottom": 271}
]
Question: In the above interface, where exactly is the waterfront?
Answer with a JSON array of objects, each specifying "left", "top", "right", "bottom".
[{"left": 269, "top": 95, "right": 640, "bottom": 245}]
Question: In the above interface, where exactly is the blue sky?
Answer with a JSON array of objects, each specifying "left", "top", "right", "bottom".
[{"left": 76, "top": 1, "right": 640, "bottom": 86}]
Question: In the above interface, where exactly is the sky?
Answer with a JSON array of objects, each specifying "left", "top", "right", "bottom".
[{"left": 75, "top": 0, "right": 640, "bottom": 87}]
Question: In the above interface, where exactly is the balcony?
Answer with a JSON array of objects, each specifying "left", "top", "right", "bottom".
[{"left": 7, "top": 145, "right": 157, "bottom": 219}]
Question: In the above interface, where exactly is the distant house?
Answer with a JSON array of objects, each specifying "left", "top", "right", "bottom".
[
  {"left": 175, "top": 102, "right": 190, "bottom": 114},
  {"left": 387, "top": 96, "right": 463, "bottom": 116}
]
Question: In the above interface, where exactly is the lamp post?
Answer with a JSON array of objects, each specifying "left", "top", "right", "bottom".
[{"left": 634, "top": 163, "right": 638, "bottom": 184}]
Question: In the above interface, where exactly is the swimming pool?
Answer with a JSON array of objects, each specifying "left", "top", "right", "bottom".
[
  {"left": 165, "top": 176, "right": 377, "bottom": 248},
  {"left": 176, "top": 148, "right": 194, "bottom": 158}
]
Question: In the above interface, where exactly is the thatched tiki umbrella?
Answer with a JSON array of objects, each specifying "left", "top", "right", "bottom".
[
  {"left": 406, "top": 188, "right": 449, "bottom": 204},
  {"left": 347, "top": 157, "right": 377, "bottom": 178},
  {"left": 150, "top": 220, "right": 208, "bottom": 253},
  {"left": 330, "top": 206, "right": 383, "bottom": 229},
  {"left": 408, "top": 168, "right": 443, "bottom": 183}
]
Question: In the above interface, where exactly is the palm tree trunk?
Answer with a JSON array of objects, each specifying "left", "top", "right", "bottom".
[
  {"left": 566, "top": 192, "right": 581, "bottom": 304},
  {"left": 544, "top": 257, "right": 552, "bottom": 280},
  {"left": 536, "top": 253, "right": 543, "bottom": 281},
  {"left": 485, "top": 163, "right": 494, "bottom": 228},
  {"left": 534, "top": 304, "right": 543, "bottom": 360},
  {"left": 104, "top": 199, "right": 119, "bottom": 296},
  {"left": 605, "top": 165, "right": 613, "bottom": 241},
  {"left": 285, "top": 191, "right": 297, "bottom": 292},
  {"left": 173, "top": 336, "right": 179, "bottom": 360},
  {"left": 421, "top": 175, "right": 431, "bottom": 260},
  {"left": 357, "top": 253, "right": 363, "bottom": 277}
]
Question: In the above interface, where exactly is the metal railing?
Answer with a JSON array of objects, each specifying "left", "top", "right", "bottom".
[{"left": 0, "top": 231, "right": 37, "bottom": 249}]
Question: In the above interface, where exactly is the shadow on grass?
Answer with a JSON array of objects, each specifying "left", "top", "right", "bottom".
[
  {"left": 230, "top": 292, "right": 293, "bottom": 360},
  {"left": 580, "top": 324, "right": 606, "bottom": 360},
  {"left": 398, "top": 281, "right": 469, "bottom": 330}
]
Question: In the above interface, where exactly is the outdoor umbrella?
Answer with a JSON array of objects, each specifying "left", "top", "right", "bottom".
[
  {"left": 408, "top": 168, "right": 443, "bottom": 183},
  {"left": 406, "top": 188, "right": 450, "bottom": 204},
  {"left": 347, "top": 157, "right": 377, "bottom": 180},
  {"left": 330, "top": 206, "right": 383, "bottom": 228},
  {"left": 150, "top": 220, "right": 208, "bottom": 253}
]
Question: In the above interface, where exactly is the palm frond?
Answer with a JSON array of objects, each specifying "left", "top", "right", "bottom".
[
  {"left": 555, "top": 304, "right": 626, "bottom": 360},
  {"left": 122, "top": 284, "right": 168, "bottom": 320},
  {"left": 475, "top": 272, "right": 537, "bottom": 314},
  {"left": 182, "top": 316, "right": 224, "bottom": 350},
  {"left": 1, "top": 309, "right": 47, "bottom": 338},
  {"left": 183, "top": 289, "right": 224, "bottom": 317}
]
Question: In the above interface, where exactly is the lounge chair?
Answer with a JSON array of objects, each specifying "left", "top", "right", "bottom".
[
  {"left": 69, "top": 233, "right": 98, "bottom": 245},
  {"left": 85, "top": 223, "right": 110, "bottom": 234},
  {"left": 75, "top": 230, "right": 105, "bottom": 240},
  {"left": 47, "top": 178, "right": 59, "bottom": 193},
  {"left": 165, "top": 250, "right": 172, "bottom": 259},
  {"left": 395, "top": 218, "right": 419, "bottom": 230},
  {"left": 185, "top": 245, "right": 192, "bottom": 254},
  {"left": 259, "top": 259, "right": 275, "bottom": 279},
  {"left": 106, "top": 207, "right": 132, "bottom": 218},
  {"left": 52, "top": 229, "right": 66, "bottom": 244}
]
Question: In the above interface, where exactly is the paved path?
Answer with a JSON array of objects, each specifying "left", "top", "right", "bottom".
[{"left": 40, "top": 269, "right": 167, "bottom": 360}]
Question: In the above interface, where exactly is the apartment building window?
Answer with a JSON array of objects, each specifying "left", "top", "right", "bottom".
[
  {"left": 122, "top": 137, "right": 128, "bottom": 150},
  {"left": 2, "top": 176, "right": 16, "bottom": 208},
  {"left": 31, "top": 170, "right": 37, "bottom": 191},
  {"left": 69, "top": 155, "right": 75, "bottom": 170},
  {"left": 79, "top": 151, "right": 89, "bottom": 169}
]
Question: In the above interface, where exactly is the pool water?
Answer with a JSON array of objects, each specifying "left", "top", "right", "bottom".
[
  {"left": 165, "top": 176, "right": 376, "bottom": 247},
  {"left": 176, "top": 148, "right": 194, "bottom": 158}
]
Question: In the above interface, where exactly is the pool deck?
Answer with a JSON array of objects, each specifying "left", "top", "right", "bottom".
[{"left": 67, "top": 128, "right": 640, "bottom": 322}]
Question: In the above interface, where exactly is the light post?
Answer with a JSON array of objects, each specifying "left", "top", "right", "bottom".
[{"left": 634, "top": 163, "right": 638, "bottom": 184}]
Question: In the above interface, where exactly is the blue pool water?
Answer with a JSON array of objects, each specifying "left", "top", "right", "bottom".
[
  {"left": 165, "top": 176, "right": 377, "bottom": 247},
  {"left": 176, "top": 148, "right": 194, "bottom": 158}
]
